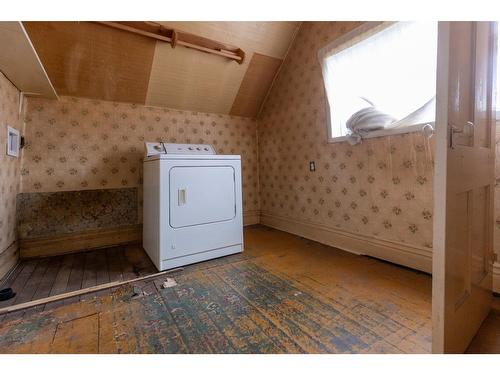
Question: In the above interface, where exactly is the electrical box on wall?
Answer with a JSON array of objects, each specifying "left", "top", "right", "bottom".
[{"left": 6, "top": 126, "right": 20, "bottom": 157}]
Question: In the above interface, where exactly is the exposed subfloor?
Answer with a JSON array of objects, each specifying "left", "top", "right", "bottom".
[
  {"left": 0, "top": 245, "right": 157, "bottom": 322},
  {"left": 0, "top": 225, "right": 497, "bottom": 353}
]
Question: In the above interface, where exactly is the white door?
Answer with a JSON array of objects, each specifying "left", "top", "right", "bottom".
[
  {"left": 433, "top": 21, "right": 497, "bottom": 353},
  {"left": 169, "top": 166, "right": 236, "bottom": 228}
]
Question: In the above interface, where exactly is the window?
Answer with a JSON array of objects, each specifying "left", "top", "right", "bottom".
[{"left": 319, "top": 22, "right": 438, "bottom": 143}]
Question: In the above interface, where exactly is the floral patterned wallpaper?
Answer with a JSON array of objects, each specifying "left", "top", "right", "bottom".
[
  {"left": 258, "top": 21, "right": 435, "bottom": 249},
  {"left": 21, "top": 96, "right": 260, "bottom": 221},
  {"left": 0, "top": 72, "right": 22, "bottom": 257}
]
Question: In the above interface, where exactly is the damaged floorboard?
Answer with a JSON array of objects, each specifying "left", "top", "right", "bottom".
[
  {"left": 0, "top": 245, "right": 157, "bottom": 322},
  {"left": 0, "top": 225, "right": 437, "bottom": 353}
]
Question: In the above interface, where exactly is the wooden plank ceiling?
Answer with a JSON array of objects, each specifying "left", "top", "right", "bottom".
[
  {"left": 23, "top": 21, "right": 301, "bottom": 118},
  {"left": 0, "top": 22, "right": 57, "bottom": 98},
  {"left": 23, "top": 22, "right": 157, "bottom": 104}
]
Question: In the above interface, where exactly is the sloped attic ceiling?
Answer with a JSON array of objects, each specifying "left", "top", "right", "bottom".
[
  {"left": 23, "top": 21, "right": 300, "bottom": 117},
  {"left": 0, "top": 22, "right": 57, "bottom": 98}
]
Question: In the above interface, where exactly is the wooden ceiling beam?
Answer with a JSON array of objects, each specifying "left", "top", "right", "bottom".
[{"left": 96, "top": 21, "right": 245, "bottom": 64}]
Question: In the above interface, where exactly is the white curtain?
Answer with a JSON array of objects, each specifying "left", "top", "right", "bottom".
[{"left": 321, "top": 22, "right": 438, "bottom": 138}]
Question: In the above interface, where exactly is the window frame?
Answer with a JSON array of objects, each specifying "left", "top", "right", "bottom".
[{"left": 318, "top": 22, "right": 436, "bottom": 144}]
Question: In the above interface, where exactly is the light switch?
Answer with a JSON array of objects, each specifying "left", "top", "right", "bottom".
[{"left": 309, "top": 161, "right": 316, "bottom": 172}]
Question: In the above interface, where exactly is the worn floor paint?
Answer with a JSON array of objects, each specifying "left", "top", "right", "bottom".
[{"left": 0, "top": 225, "right": 436, "bottom": 353}]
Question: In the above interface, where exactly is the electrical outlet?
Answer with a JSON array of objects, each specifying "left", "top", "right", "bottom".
[
  {"left": 6, "top": 126, "right": 20, "bottom": 157},
  {"left": 309, "top": 161, "right": 316, "bottom": 172}
]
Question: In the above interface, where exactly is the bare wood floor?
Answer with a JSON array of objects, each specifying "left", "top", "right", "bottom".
[
  {"left": 0, "top": 245, "right": 157, "bottom": 322},
  {"left": 466, "top": 297, "right": 500, "bottom": 353},
  {"left": 0, "top": 225, "right": 497, "bottom": 353}
]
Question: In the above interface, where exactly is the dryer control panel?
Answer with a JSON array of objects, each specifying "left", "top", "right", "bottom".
[{"left": 145, "top": 142, "right": 216, "bottom": 157}]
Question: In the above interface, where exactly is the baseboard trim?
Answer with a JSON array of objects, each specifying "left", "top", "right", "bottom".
[
  {"left": 260, "top": 213, "right": 432, "bottom": 273},
  {"left": 19, "top": 212, "right": 259, "bottom": 260},
  {"left": 0, "top": 241, "right": 19, "bottom": 281},
  {"left": 20, "top": 224, "right": 142, "bottom": 259},
  {"left": 243, "top": 210, "right": 261, "bottom": 226}
]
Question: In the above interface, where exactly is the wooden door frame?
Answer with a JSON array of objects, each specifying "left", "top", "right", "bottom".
[{"left": 432, "top": 21, "right": 450, "bottom": 354}]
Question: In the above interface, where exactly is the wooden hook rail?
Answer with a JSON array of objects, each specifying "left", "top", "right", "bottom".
[{"left": 96, "top": 21, "right": 245, "bottom": 64}]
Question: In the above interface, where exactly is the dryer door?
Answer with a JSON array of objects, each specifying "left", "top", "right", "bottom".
[{"left": 169, "top": 166, "right": 236, "bottom": 228}]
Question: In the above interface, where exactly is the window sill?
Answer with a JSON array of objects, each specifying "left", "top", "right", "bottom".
[{"left": 327, "top": 122, "right": 434, "bottom": 144}]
